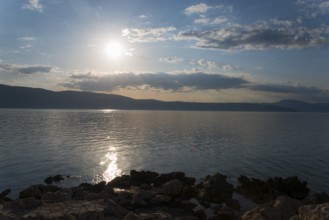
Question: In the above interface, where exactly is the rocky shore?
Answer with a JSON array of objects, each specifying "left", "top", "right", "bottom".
[{"left": 1, "top": 170, "right": 329, "bottom": 220}]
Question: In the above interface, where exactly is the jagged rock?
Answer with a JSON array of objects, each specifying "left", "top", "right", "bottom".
[
  {"left": 193, "top": 207, "right": 207, "bottom": 220},
  {"left": 23, "top": 200, "right": 106, "bottom": 219},
  {"left": 113, "top": 191, "right": 133, "bottom": 207},
  {"left": 160, "top": 179, "right": 184, "bottom": 196},
  {"left": 152, "top": 172, "right": 186, "bottom": 187},
  {"left": 150, "top": 195, "right": 172, "bottom": 205},
  {"left": 79, "top": 181, "right": 108, "bottom": 193},
  {"left": 44, "top": 176, "right": 53, "bottom": 184},
  {"left": 267, "top": 176, "right": 309, "bottom": 200},
  {"left": 53, "top": 175, "right": 65, "bottom": 182},
  {"left": 131, "top": 190, "right": 155, "bottom": 207},
  {"left": 130, "top": 170, "right": 159, "bottom": 186},
  {"left": 4, "top": 197, "right": 42, "bottom": 211},
  {"left": 241, "top": 196, "right": 301, "bottom": 220},
  {"left": 199, "top": 173, "right": 234, "bottom": 203},
  {"left": 0, "top": 207, "right": 19, "bottom": 220},
  {"left": 236, "top": 175, "right": 309, "bottom": 204},
  {"left": 225, "top": 199, "right": 241, "bottom": 210},
  {"left": 104, "top": 198, "right": 129, "bottom": 218},
  {"left": 19, "top": 184, "right": 60, "bottom": 199},
  {"left": 302, "top": 192, "right": 329, "bottom": 205},
  {"left": 180, "top": 200, "right": 198, "bottom": 212},
  {"left": 0, "top": 189, "right": 11, "bottom": 202},
  {"left": 108, "top": 175, "right": 131, "bottom": 189},
  {"left": 195, "top": 189, "right": 210, "bottom": 202},
  {"left": 290, "top": 202, "right": 329, "bottom": 220},
  {"left": 125, "top": 212, "right": 173, "bottom": 220},
  {"left": 216, "top": 206, "right": 236, "bottom": 220}
]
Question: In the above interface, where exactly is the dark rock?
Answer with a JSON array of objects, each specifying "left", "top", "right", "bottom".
[
  {"left": 179, "top": 186, "right": 196, "bottom": 200},
  {"left": 302, "top": 192, "right": 329, "bottom": 205},
  {"left": 108, "top": 175, "right": 131, "bottom": 189},
  {"left": 19, "top": 184, "right": 60, "bottom": 199},
  {"left": 160, "top": 179, "right": 184, "bottom": 196},
  {"left": 267, "top": 176, "right": 309, "bottom": 200},
  {"left": 199, "top": 173, "right": 234, "bottom": 203},
  {"left": 225, "top": 199, "right": 241, "bottom": 211},
  {"left": 195, "top": 189, "right": 210, "bottom": 202},
  {"left": 140, "top": 183, "right": 152, "bottom": 190},
  {"left": 236, "top": 175, "right": 309, "bottom": 204},
  {"left": 152, "top": 172, "right": 186, "bottom": 187},
  {"left": 104, "top": 198, "right": 129, "bottom": 218},
  {"left": 292, "top": 202, "right": 329, "bottom": 220},
  {"left": 150, "top": 195, "right": 172, "bottom": 205},
  {"left": 4, "top": 198, "right": 42, "bottom": 210},
  {"left": 0, "top": 189, "right": 11, "bottom": 200},
  {"left": 44, "top": 176, "right": 53, "bottom": 184},
  {"left": 131, "top": 190, "right": 155, "bottom": 207},
  {"left": 130, "top": 170, "right": 159, "bottom": 186},
  {"left": 216, "top": 206, "right": 236, "bottom": 220},
  {"left": 241, "top": 196, "right": 301, "bottom": 220},
  {"left": 194, "top": 208, "right": 207, "bottom": 220},
  {"left": 113, "top": 191, "right": 133, "bottom": 207},
  {"left": 53, "top": 174, "right": 65, "bottom": 182},
  {"left": 79, "top": 181, "right": 107, "bottom": 193},
  {"left": 180, "top": 200, "right": 197, "bottom": 212}
]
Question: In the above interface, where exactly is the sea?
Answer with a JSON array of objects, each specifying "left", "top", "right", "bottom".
[{"left": 1, "top": 109, "right": 329, "bottom": 198}]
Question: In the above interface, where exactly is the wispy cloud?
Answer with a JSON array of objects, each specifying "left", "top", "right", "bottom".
[
  {"left": 22, "top": 0, "right": 43, "bottom": 13},
  {"left": 122, "top": 27, "right": 176, "bottom": 42},
  {"left": 184, "top": 3, "right": 232, "bottom": 15},
  {"left": 194, "top": 16, "right": 228, "bottom": 25},
  {"left": 0, "top": 64, "right": 52, "bottom": 74},
  {"left": 159, "top": 56, "right": 184, "bottom": 64},
  {"left": 296, "top": 0, "right": 329, "bottom": 17},
  {"left": 184, "top": 3, "right": 212, "bottom": 15},
  {"left": 63, "top": 72, "right": 248, "bottom": 92},
  {"left": 177, "top": 20, "right": 329, "bottom": 51},
  {"left": 18, "top": 37, "right": 36, "bottom": 41}
]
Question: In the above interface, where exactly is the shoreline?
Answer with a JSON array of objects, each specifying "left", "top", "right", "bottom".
[{"left": 1, "top": 170, "right": 329, "bottom": 220}]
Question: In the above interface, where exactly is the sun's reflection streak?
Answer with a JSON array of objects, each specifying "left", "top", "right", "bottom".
[{"left": 100, "top": 146, "right": 122, "bottom": 182}]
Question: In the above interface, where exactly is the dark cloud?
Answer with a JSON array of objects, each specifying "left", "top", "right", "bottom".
[
  {"left": 250, "top": 83, "right": 329, "bottom": 102},
  {"left": 62, "top": 72, "right": 248, "bottom": 92},
  {"left": 17, "top": 66, "right": 52, "bottom": 74},
  {"left": 0, "top": 64, "right": 52, "bottom": 74},
  {"left": 177, "top": 22, "right": 329, "bottom": 51}
]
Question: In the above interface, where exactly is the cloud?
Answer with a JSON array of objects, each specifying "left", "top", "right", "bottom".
[
  {"left": 177, "top": 20, "right": 329, "bottom": 51},
  {"left": 0, "top": 64, "right": 52, "bottom": 74},
  {"left": 184, "top": 3, "right": 212, "bottom": 15},
  {"left": 194, "top": 16, "right": 228, "bottom": 25},
  {"left": 18, "top": 37, "right": 36, "bottom": 41},
  {"left": 122, "top": 27, "right": 176, "bottom": 42},
  {"left": 62, "top": 72, "right": 248, "bottom": 92},
  {"left": 250, "top": 83, "right": 328, "bottom": 95},
  {"left": 249, "top": 83, "right": 329, "bottom": 101},
  {"left": 22, "top": 0, "right": 43, "bottom": 13},
  {"left": 296, "top": 0, "right": 329, "bottom": 17},
  {"left": 159, "top": 56, "right": 184, "bottom": 64}
]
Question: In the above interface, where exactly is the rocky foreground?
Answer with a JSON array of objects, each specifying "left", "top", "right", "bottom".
[{"left": 1, "top": 170, "right": 329, "bottom": 220}]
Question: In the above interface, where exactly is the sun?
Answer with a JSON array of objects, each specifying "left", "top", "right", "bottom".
[{"left": 104, "top": 42, "right": 124, "bottom": 59}]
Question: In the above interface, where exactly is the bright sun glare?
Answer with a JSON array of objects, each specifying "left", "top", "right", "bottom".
[{"left": 104, "top": 42, "right": 124, "bottom": 59}]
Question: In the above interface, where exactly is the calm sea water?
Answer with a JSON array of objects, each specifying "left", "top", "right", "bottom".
[{"left": 1, "top": 109, "right": 329, "bottom": 197}]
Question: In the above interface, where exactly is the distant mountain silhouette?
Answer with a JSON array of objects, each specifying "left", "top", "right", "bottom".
[
  {"left": 274, "top": 99, "right": 329, "bottom": 112},
  {"left": 0, "top": 84, "right": 302, "bottom": 112}
]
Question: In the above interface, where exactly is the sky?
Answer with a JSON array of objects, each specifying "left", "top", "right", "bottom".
[{"left": 0, "top": 0, "right": 329, "bottom": 103}]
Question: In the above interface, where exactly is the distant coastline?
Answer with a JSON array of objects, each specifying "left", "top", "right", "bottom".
[{"left": 1, "top": 84, "right": 328, "bottom": 112}]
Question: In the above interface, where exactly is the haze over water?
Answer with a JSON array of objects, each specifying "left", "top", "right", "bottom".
[{"left": 1, "top": 109, "right": 329, "bottom": 197}]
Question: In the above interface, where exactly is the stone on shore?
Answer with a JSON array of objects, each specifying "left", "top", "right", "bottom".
[
  {"left": 241, "top": 196, "right": 301, "bottom": 220},
  {"left": 236, "top": 175, "right": 309, "bottom": 204},
  {"left": 290, "top": 202, "right": 329, "bottom": 220}
]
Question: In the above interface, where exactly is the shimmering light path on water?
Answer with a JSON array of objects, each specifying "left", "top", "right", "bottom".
[{"left": 1, "top": 109, "right": 329, "bottom": 197}]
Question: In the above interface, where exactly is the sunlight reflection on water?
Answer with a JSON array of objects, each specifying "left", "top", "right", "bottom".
[{"left": 100, "top": 146, "right": 122, "bottom": 182}]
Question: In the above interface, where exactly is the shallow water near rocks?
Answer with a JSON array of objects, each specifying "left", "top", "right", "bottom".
[{"left": 1, "top": 109, "right": 329, "bottom": 198}]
